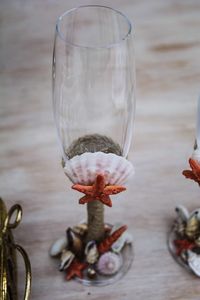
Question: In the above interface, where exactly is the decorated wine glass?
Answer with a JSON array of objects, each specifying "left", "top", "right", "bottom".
[
  {"left": 50, "top": 5, "right": 136, "bottom": 286},
  {"left": 168, "top": 96, "right": 200, "bottom": 277}
]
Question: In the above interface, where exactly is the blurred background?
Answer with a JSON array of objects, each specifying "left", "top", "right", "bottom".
[{"left": 0, "top": 1, "right": 200, "bottom": 299}]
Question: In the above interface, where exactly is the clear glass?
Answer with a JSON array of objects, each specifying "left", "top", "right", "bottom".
[{"left": 52, "top": 5, "right": 136, "bottom": 161}]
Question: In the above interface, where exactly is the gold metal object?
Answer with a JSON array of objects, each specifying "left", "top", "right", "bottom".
[{"left": 0, "top": 198, "right": 31, "bottom": 300}]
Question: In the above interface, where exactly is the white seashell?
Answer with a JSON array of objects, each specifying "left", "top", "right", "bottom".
[
  {"left": 64, "top": 152, "right": 134, "bottom": 185},
  {"left": 110, "top": 223, "right": 132, "bottom": 253},
  {"left": 97, "top": 252, "right": 122, "bottom": 275},
  {"left": 49, "top": 237, "right": 67, "bottom": 257},
  {"left": 59, "top": 250, "right": 75, "bottom": 271},
  {"left": 187, "top": 250, "right": 200, "bottom": 277},
  {"left": 189, "top": 209, "right": 200, "bottom": 221},
  {"left": 175, "top": 205, "right": 189, "bottom": 222},
  {"left": 192, "top": 149, "right": 200, "bottom": 162},
  {"left": 85, "top": 241, "right": 99, "bottom": 264}
]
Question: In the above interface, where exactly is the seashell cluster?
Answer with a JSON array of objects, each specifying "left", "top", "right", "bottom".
[
  {"left": 173, "top": 206, "right": 200, "bottom": 277},
  {"left": 97, "top": 252, "right": 122, "bottom": 275},
  {"left": 64, "top": 152, "right": 134, "bottom": 185},
  {"left": 50, "top": 222, "right": 132, "bottom": 281}
]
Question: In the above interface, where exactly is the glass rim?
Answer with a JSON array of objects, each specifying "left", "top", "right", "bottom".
[{"left": 56, "top": 5, "right": 132, "bottom": 49}]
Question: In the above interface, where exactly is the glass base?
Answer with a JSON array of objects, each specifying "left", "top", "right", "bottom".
[{"left": 75, "top": 242, "right": 133, "bottom": 286}]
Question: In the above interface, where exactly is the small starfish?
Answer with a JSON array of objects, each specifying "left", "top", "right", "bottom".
[
  {"left": 174, "top": 239, "right": 195, "bottom": 256},
  {"left": 66, "top": 259, "right": 87, "bottom": 281},
  {"left": 182, "top": 158, "right": 200, "bottom": 185},
  {"left": 72, "top": 174, "right": 126, "bottom": 207},
  {"left": 98, "top": 225, "right": 127, "bottom": 254}
]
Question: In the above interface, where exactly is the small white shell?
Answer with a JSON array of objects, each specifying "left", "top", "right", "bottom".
[
  {"left": 59, "top": 250, "right": 75, "bottom": 271},
  {"left": 189, "top": 209, "right": 200, "bottom": 221},
  {"left": 85, "top": 241, "right": 99, "bottom": 264},
  {"left": 64, "top": 152, "right": 134, "bottom": 185},
  {"left": 192, "top": 149, "right": 200, "bottom": 162},
  {"left": 49, "top": 237, "right": 67, "bottom": 257},
  {"left": 187, "top": 250, "right": 200, "bottom": 277},
  {"left": 111, "top": 223, "right": 132, "bottom": 253},
  {"left": 175, "top": 205, "right": 189, "bottom": 222},
  {"left": 97, "top": 252, "right": 122, "bottom": 275}
]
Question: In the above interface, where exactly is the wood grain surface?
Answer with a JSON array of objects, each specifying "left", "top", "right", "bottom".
[{"left": 1, "top": 0, "right": 200, "bottom": 299}]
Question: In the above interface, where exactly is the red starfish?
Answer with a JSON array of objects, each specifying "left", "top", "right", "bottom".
[
  {"left": 182, "top": 158, "right": 200, "bottom": 185},
  {"left": 66, "top": 259, "right": 87, "bottom": 281},
  {"left": 72, "top": 174, "right": 126, "bottom": 207},
  {"left": 174, "top": 239, "right": 195, "bottom": 256},
  {"left": 98, "top": 225, "right": 127, "bottom": 254}
]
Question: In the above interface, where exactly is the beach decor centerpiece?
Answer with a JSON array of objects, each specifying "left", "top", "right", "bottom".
[{"left": 50, "top": 5, "right": 136, "bottom": 285}]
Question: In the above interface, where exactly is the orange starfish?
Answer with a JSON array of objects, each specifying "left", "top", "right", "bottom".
[
  {"left": 72, "top": 174, "right": 126, "bottom": 207},
  {"left": 174, "top": 239, "right": 195, "bottom": 256},
  {"left": 98, "top": 225, "right": 127, "bottom": 254},
  {"left": 182, "top": 158, "right": 200, "bottom": 185},
  {"left": 66, "top": 259, "right": 87, "bottom": 281}
]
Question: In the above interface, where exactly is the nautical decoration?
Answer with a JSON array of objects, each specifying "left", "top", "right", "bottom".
[
  {"left": 98, "top": 225, "right": 127, "bottom": 254},
  {"left": 66, "top": 259, "right": 88, "bottom": 281},
  {"left": 72, "top": 174, "right": 126, "bottom": 207}
]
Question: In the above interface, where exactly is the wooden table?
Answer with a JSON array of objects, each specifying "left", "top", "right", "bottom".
[{"left": 1, "top": 0, "right": 200, "bottom": 299}]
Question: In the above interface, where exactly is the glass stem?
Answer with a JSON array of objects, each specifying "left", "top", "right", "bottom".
[{"left": 86, "top": 200, "right": 104, "bottom": 243}]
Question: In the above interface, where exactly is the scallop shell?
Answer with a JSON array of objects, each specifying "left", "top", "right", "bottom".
[
  {"left": 97, "top": 252, "right": 122, "bottom": 275},
  {"left": 110, "top": 223, "right": 132, "bottom": 253},
  {"left": 49, "top": 237, "right": 67, "bottom": 257},
  {"left": 187, "top": 250, "right": 200, "bottom": 277},
  {"left": 64, "top": 152, "right": 134, "bottom": 185}
]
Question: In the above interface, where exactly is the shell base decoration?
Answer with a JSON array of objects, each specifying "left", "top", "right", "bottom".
[
  {"left": 50, "top": 222, "right": 133, "bottom": 286},
  {"left": 51, "top": 150, "right": 134, "bottom": 285},
  {"left": 168, "top": 206, "right": 200, "bottom": 277},
  {"left": 168, "top": 156, "right": 200, "bottom": 277}
]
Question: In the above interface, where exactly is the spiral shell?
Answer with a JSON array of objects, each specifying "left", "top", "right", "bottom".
[
  {"left": 64, "top": 152, "right": 134, "bottom": 185},
  {"left": 97, "top": 252, "right": 122, "bottom": 275}
]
